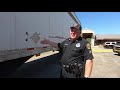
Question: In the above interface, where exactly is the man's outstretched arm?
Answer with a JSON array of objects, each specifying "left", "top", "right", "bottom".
[{"left": 40, "top": 38, "right": 59, "bottom": 49}]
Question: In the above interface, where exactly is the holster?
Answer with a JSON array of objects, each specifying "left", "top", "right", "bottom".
[{"left": 62, "top": 62, "right": 83, "bottom": 78}]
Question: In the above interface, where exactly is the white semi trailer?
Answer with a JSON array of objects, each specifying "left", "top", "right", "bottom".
[
  {"left": 0, "top": 12, "right": 80, "bottom": 62},
  {"left": 0, "top": 12, "right": 80, "bottom": 76}
]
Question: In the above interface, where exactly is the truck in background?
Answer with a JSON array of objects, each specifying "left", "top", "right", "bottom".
[
  {"left": 113, "top": 41, "right": 120, "bottom": 55},
  {"left": 103, "top": 42, "right": 116, "bottom": 49},
  {"left": 0, "top": 12, "right": 80, "bottom": 76}
]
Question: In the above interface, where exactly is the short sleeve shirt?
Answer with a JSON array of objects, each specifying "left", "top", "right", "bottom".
[{"left": 58, "top": 37, "right": 94, "bottom": 64}]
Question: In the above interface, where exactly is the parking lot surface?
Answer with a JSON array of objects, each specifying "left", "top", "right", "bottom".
[
  {"left": 91, "top": 52, "right": 120, "bottom": 78},
  {"left": 9, "top": 47, "right": 120, "bottom": 78}
]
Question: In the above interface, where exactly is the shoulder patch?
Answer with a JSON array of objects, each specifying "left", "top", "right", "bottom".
[{"left": 86, "top": 43, "right": 91, "bottom": 50}]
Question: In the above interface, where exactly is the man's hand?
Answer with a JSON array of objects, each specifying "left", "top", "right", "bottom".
[
  {"left": 40, "top": 38, "right": 59, "bottom": 49},
  {"left": 40, "top": 38, "right": 50, "bottom": 44}
]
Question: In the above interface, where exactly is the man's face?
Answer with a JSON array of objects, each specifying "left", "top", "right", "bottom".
[{"left": 70, "top": 27, "right": 81, "bottom": 40}]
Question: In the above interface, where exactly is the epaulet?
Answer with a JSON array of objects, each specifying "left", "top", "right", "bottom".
[{"left": 82, "top": 38, "right": 88, "bottom": 43}]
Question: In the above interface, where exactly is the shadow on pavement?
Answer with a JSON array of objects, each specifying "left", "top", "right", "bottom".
[
  {"left": 0, "top": 55, "right": 33, "bottom": 77},
  {"left": 9, "top": 53, "right": 62, "bottom": 78}
]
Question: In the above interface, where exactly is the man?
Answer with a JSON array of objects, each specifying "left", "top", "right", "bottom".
[{"left": 40, "top": 23, "right": 93, "bottom": 78}]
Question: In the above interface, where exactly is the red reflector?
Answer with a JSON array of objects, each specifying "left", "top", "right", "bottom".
[
  {"left": 27, "top": 48, "right": 34, "bottom": 50},
  {"left": 43, "top": 46, "right": 47, "bottom": 48},
  {"left": 36, "top": 53, "right": 40, "bottom": 57}
]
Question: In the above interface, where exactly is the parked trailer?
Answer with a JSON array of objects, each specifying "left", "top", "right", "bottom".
[{"left": 0, "top": 12, "right": 80, "bottom": 76}]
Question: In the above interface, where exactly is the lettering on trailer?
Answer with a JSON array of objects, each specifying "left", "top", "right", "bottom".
[{"left": 49, "top": 36, "right": 66, "bottom": 39}]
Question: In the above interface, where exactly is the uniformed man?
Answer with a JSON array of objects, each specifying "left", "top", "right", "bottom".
[{"left": 40, "top": 23, "right": 94, "bottom": 78}]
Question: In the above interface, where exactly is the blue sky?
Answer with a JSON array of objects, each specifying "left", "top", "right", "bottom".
[{"left": 75, "top": 12, "right": 120, "bottom": 34}]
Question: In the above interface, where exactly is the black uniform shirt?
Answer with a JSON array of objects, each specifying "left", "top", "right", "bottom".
[{"left": 58, "top": 37, "right": 94, "bottom": 64}]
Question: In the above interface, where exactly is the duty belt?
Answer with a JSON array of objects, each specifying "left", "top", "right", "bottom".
[{"left": 62, "top": 62, "right": 83, "bottom": 78}]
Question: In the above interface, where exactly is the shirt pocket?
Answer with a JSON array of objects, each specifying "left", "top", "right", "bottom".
[{"left": 72, "top": 47, "right": 83, "bottom": 55}]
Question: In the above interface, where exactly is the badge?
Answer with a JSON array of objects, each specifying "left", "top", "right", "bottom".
[{"left": 76, "top": 43, "right": 81, "bottom": 47}]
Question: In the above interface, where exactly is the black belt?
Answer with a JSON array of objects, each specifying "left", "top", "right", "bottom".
[{"left": 62, "top": 62, "right": 83, "bottom": 78}]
